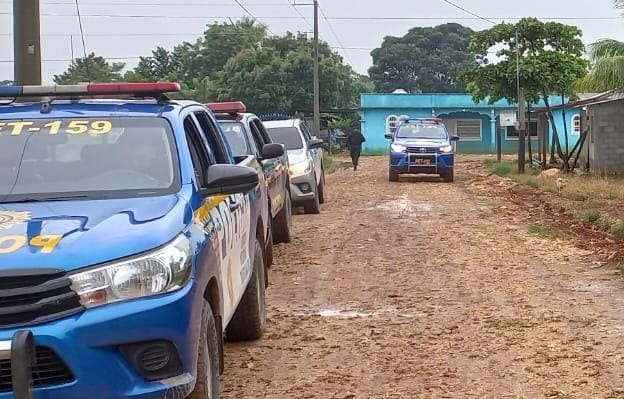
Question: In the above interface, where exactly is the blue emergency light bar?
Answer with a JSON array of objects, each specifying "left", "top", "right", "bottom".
[{"left": 0, "top": 82, "right": 181, "bottom": 98}]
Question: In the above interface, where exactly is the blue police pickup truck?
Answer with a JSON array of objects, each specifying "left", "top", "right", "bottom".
[
  {"left": 206, "top": 101, "right": 293, "bottom": 250},
  {"left": 385, "top": 117, "right": 460, "bottom": 183},
  {"left": 0, "top": 82, "right": 269, "bottom": 399}
]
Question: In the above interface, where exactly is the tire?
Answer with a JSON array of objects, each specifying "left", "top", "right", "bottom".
[
  {"left": 303, "top": 180, "right": 321, "bottom": 215},
  {"left": 225, "top": 238, "right": 266, "bottom": 341},
  {"left": 389, "top": 169, "right": 399, "bottom": 182},
  {"left": 265, "top": 218, "right": 274, "bottom": 269},
  {"left": 317, "top": 168, "right": 326, "bottom": 205},
  {"left": 187, "top": 301, "right": 220, "bottom": 399},
  {"left": 443, "top": 169, "right": 455, "bottom": 183},
  {"left": 273, "top": 192, "right": 293, "bottom": 244}
]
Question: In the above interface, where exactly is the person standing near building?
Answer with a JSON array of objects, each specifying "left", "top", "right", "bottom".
[{"left": 346, "top": 128, "right": 366, "bottom": 171}]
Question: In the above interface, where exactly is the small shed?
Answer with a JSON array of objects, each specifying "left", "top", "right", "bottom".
[{"left": 539, "top": 92, "right": 624, "bottom": 173}]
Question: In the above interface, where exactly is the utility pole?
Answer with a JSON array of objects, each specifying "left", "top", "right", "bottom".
[
  {"left": 13, "top": 0, "right": 42, "bottom": 85},
  {"left": 518, "top": 87, "right": 526, "bottom": 174},
  {"left": 515, "top": 29, "right": 525, "bottom": 174},
  {"left": 312, "top": 0, "right": 321, "bottom": 138}
]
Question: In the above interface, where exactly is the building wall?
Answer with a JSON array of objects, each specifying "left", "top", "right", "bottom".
[
  {"left": 360, "top": 93, "right": 581, "bottom": 155},
  {"left": 585, "top": 99, "right": 624, "bottom": 172}
]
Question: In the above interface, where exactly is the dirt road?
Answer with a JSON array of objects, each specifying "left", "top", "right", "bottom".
[{"left": 223, "top": 155, "right": 624, "bottom": 399}]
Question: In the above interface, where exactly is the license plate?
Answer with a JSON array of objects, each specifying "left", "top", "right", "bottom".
[{"left": 412, "top": 158, "right": 430, "bottom": 165}]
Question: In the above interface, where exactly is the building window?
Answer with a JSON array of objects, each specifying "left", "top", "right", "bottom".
[
  {"left": 572, "top": 115, "right": 581, "bottom": 135},
  {"left": 506, "top": 121, "right": 538, "bottom": 139},
  {"left": 386, "top": 115, "right": 398, "bottom": 135},
  {"left": 455, "top": 119, "right": 482, "bottom": 141}
]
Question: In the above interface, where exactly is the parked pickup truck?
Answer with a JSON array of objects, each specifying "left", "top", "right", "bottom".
[
  {"left": 207, "top": 101, "right": 293, "bottom": 250},
  {"left": 0, "top": 82, "right": 267, "bottom": 399}
]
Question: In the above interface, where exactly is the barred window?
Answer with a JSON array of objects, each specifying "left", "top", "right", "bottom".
[{"left": 455, "top": 119, "right": 482, "bottom": 141}]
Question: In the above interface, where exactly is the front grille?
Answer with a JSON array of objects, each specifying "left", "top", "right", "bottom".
[
  {"left": 0, "top": 346, "right": 75, "bottom": 392},
  {"left": 406, "top": 147, "right": 438, "bottom": 153},
  {"left": 0, "top": 269, "right": 84, "bottom": 329}
]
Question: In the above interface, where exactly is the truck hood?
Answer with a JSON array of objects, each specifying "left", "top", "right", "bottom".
[
  {"left": 394, "top": 138, "right": 449, "bottom": 147},
  {"left": 287, "top": 148, "right": 308, "bottom": 164},
  {"left": 0, "top": 195, "right": 192, "bottom": 272}
]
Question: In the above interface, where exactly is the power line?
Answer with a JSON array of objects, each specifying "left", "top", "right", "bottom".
[
  {"left": 74, "top": 0, "right": 91, "bottom": 81},
  {"left": 232, "top": 0, "right": 276, "bottom": 35},
  {"left": 439, "top": 0, "right": 496, "bottom": 25},
  {"left": 287, "top": 0, "right": 313, "bottom": 30},
  {"left": 0, "top": 12, "right": 621, "bottom": 21},
  {"left": 0, "top": 0, "right": 291, "bottom": 5},
  {"left": 318, "top": 3, "right": 354, "bottom": 66},
  {"left": 0, "top": 56, "right": 143, "bottom": 63}
]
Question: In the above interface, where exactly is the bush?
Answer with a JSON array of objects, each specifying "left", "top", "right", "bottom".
[
  {"left": 575, "top": 209, "right": 601, "bottom": 225},
  {"left": 611, "top": 220, "right": 624, "bottom": 242}
]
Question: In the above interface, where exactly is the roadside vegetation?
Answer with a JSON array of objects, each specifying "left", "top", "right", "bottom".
[{"left": 484, "top": 158, "right": 624, "bottom": 244}]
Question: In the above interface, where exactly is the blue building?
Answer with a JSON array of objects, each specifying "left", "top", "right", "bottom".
[{"left": 359, "top": 93, "right": 582, "bottom": 154}]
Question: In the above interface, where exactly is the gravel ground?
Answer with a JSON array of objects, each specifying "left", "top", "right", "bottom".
[{"left": 222, "top": 155, "right": 624, "bottom": 399}]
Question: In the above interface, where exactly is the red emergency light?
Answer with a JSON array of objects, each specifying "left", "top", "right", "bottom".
[{"left": 205, "top": 101, "right": 247, "bottom": 114}]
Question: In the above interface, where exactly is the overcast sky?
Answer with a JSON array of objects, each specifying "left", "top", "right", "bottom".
[{"left": 2, "top": 0, "right": 624, "bottom": 84}]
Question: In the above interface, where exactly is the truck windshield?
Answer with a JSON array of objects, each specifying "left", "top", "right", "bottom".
[
  {"left": 266, "top": 127, "right": 304, "bottom": 150},
  {"left": 219, "top": 121, "right": 252, "bottom": 157},
  {"left": 396, "top": 123, "right": 448, "bottom": 140},
  {"left": 0, "top": 116, "right": 179, "bottom": 202}
]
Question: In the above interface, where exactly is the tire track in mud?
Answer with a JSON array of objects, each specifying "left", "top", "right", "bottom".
[{"left": 222, "top": 155, "right": 624, "bottom": 399}]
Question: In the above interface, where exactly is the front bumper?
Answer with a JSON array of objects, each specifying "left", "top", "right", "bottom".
[
  {"left": 0, "top": 281, "right": 202, "bottom": 399},
  {"left": 289, "top": 171, "right": 317, "bottom": 205},
  {"left": 389, "top": 151, "right": 454, "bottom": 174}
]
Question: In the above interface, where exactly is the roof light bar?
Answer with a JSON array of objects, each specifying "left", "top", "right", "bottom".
[
  {"left": 205, "top": 101, "right": 247, "bottom": 114},
  {"left": 0, "top": 82, "right": 181, "bottom": 98}
]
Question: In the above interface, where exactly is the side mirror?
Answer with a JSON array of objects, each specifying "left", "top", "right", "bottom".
[
  {"left": 261, "top": 143, "right": 284, "bottom": 159},
  {"left": 385, "top": 133, "right": 394, "bottom": 140},
  {"left": 201, "top": 164, "right": 259, "bottom": 197},
  {"left": 308, "top": 138, "right": 325, "bottom": 150},
  {"left": 450, "top": 135, "right": 460, "bottom": 142}
]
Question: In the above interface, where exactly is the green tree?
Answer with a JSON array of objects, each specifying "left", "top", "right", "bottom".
[
  {"left": 54, "top": 52, "right": 125, "bottom": 84},
  {"left": 574, "top": 1, "right": 624, "bottom": 92},
  {"left": 208, "top": 34, "right": 360, "bottom": 114},
  {"left": 124, "top": 47, "right": 180, "bottom": 82},
  {"left": 368, "top": 23, "right": 475, "bottom": 93},
  {"left": 459, "top": 17, "right": 588, "bottom": 171}
]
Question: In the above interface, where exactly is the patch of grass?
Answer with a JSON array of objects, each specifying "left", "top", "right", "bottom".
[
  {"left": 575, "top": 209, "right": 601, "bottom": 225},
  {"left": 615, "top": 262, "right": 624, "bottom": 277},
  {"left": 528, "top": 224, "right": 564, "bottom": 238},
  {"left": 595, "top": 218, "right": 614, "bottom": 232},
  {"left": 323, "top": 152, "right": 335, "bottom": 174},
  {"left": 487, "top": 162, "right": 513, "bottom": 176},
  {"left": 611, "top": 220, "right": 624, "bottom": 242}
]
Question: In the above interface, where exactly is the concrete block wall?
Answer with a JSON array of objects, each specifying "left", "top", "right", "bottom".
[{"left": 592, "top": 100, "right": 624, "bottom": 172}]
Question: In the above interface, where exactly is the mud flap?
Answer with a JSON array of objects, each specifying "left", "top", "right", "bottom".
[{"left": 11, "top": 330, "right": 36, "bottom": 399}]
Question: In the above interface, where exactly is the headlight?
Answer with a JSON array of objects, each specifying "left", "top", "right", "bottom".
[
  {"left": 69, "top": 234, "right": 192, "bottom": 308},
  {"left": 289, "top": 159, "right": 312, "bottom": 176},
  {"left": 440, "top": 145, "right": 453, "bottom": 153},
  {"left": 391, "top": 143, "right": 406, "bottom": 153}
]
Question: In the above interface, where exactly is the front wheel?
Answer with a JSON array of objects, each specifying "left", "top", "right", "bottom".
[
  {"left": 187, "top": 301, "right": 220, "bottom": 399},
  {"left": 225, "top": 238, "right": 266, "bottom": 341},
  {"left": 273, "top": 192, "right": 293, "bottom": 244},
  {"left": 442, "top": 169, "right": 455, "bottom": 183},
  {"left": 317, "top": 168, "right": 326, "bottom": 204}
]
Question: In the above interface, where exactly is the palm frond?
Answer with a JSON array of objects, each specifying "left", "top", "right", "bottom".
[
  {"left": 574, "top": 55, "right": 624, "bottom": 92},
  {"left": 588, "top": 39, "right": 624, "bottom": 62}
]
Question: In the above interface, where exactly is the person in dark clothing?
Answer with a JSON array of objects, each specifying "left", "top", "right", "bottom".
[{"left": 346, "top": 129, "right": 366, "bottom": 171}]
